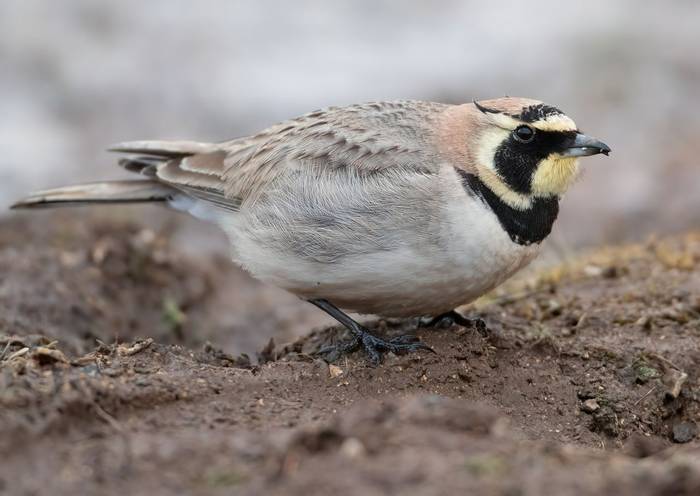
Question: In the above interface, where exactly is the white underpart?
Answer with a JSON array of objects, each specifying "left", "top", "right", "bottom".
[
  {"left": 178, "top": 166, "right": 541, "bottom": 318},
  {"left": 169, "top": 195, "right": 225, "bottom": 224}
]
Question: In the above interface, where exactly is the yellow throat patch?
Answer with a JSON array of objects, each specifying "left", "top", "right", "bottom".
[{"left": 531, "top": 155, "right": 580, "bottom": 197}]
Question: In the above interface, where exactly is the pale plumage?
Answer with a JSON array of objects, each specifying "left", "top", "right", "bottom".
[{"left": 11, "top": 98, "right": 610, "bottom": 364}]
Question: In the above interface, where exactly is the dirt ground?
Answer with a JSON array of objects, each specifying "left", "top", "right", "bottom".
[{"left": 1, "top": 212, "right": 699, "bottom": 495}]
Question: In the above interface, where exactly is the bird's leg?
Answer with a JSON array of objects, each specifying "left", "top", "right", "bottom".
[
  {"left": 420, "top": 310, "right": 487, "bottom": 335},
  {"left": 309, "top": 299, "right": 433, "bottom": 366}
]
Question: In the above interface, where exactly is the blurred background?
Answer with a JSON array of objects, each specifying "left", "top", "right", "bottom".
[{"left": 2, "top": 0, "right": 699, "bottom": 351}]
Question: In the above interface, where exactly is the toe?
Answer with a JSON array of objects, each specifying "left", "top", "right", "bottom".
[
  {"left": 316, "top": 336, "right": 361, "bottom": 362},
  {"left": 402, "top": 341, "right": 436, "bottom": 354},
  {"left": 389, "top": 334, "right": 421, "bottom": 345},
  {"left": 386, "top": 335, "right": 435, "bottom": 355}
]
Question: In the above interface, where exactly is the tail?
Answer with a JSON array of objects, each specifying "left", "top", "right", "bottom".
[{"left": 10, "top": 180, "right": 176, "bottom": 209}]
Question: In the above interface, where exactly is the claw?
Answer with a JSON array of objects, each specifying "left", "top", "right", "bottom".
[
  {"left": 308, "top": 299, "right": 434, "bottom": 366},
  {"left": 388, "top": 334, "right": 420, "bottom": 345},
  {"left": 317, "top": 335, "right": 360, "bottom": 362},
  {"left": 316, "top": 330, "right": 432, "bottom": 365}
]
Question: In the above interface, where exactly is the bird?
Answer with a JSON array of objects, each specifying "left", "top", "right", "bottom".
[{"left": 11, "top": 98, "right": 610, "bottom": 365}]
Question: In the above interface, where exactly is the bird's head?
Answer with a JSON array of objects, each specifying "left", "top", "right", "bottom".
[{"left": 440, "top": 97, "right": 610, "bottom": 210}]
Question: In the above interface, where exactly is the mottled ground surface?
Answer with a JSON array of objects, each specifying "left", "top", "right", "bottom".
[{"left": 1, "top": 213, "right": 699, "bottom": 495}]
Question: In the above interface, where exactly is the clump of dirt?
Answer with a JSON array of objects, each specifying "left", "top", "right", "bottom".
[
  {"left": 1, "top": 213, "right": 699, "bottom": 495},
  {"left": 0, "top": 212, "right": 216, "bottom": 355}
]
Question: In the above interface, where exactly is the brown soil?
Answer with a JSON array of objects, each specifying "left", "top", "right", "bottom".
[{"left": 1, "top": 212, "right": 699, "bottom": 495}]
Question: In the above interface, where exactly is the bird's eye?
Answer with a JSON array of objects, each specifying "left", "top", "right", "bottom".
[{"left": 513, "top": 125, "right": 535, "bottom": 143}]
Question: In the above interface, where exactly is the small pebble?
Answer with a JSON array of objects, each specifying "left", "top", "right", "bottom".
[
  {"left": 583, "top": 265, "right": 603, "bottom": 277},
  {"left": 581, "top": 399, "right": 600, "bottom": 413},
  {"left": 329, "top": 364, "right": 343, "bottom": 378},
  {"left": 340, "top": 437, "right": 366, "bottom": 459},
  {"left": 635, "top": 315, "right": 651, "bottom": 331},
  {"left": 672, "top": 421, "right": 697, "bottom": 443}
]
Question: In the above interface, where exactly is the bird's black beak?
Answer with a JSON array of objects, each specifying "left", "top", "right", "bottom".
[{"left": 561, "top": 133, "right": 611, "bottom": 157}]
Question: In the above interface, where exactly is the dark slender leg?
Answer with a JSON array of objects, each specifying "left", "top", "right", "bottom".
[
  {"left": 420, "top": 310, "right": 487, "bottom": 335},
  {"left": 309, "top": 299, "right": 433, "bottom": 365}
]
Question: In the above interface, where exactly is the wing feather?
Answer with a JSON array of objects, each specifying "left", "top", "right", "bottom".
[
  {"left": 110, "top": 101, "right": 447, "bottom": 211},
  {"left": 110, "top": 140, "right": 240, "bottom": 211},
  {"left": 219, "top": 101, "right": 446, "bottom": 203}
]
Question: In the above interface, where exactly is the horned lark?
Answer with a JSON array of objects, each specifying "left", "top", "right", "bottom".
[{"left": 12, "top": 98, "right": 610, "bottom": 364}]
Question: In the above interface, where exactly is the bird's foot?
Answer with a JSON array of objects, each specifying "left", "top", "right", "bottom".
[
  {"left": 318, "top": 327, "right": 434, "bottom": 366},
  {"left": 420, "top": 310, "right": 488, "bottom": 335}
]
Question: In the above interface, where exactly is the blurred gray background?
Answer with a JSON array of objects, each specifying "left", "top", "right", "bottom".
[
  {"left": 2, "top": 0, "right": 700, "bottom": 246},
  {"left": 2, "top": 0, "right": 699, "bottom": 353}
]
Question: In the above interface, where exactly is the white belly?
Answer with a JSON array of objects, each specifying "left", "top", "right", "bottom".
[{"left": 215, "top": 168, "right": 541, "bottom": 318}]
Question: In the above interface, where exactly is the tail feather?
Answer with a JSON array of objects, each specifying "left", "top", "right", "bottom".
[
  {"left": 118, "top": 156, "right": 162, "bottom": 176},
  {"left": 107, "top": 140, "right": 217, "bottom": 157},
  {"left": 10, "top": 180, "right": 176, "bottom": 209}
]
